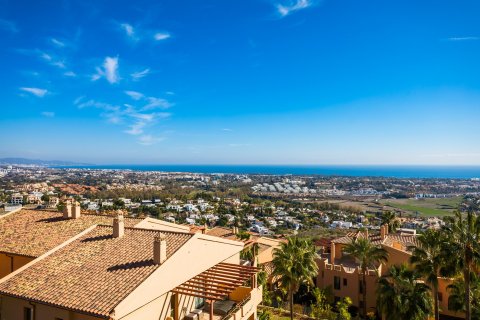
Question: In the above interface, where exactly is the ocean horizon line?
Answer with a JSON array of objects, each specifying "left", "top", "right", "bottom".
[{"left": 54, "top": 164, "right": 480, "bottom": 179}]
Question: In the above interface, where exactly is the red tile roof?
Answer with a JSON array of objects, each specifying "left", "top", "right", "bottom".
[
  {"left": 0, "top": 209, "right": 142, "bottom": 257},
  {"left": 0, "top": 225, "right": 192, "bottom": 318}
]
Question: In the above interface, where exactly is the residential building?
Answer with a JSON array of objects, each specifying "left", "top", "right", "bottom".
[
  {"left": 0, "top": 209, "right": 262, "bottom": 320},
  {"left": 10, "top": 194, "right": 23, "bottom": 205},
  {"left": 315, "top": 225, "right": 463, "bottom": 319}
]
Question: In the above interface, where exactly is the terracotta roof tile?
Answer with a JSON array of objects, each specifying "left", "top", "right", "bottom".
[
  {"left": 0, "top": 209, "right": 142, "bottom": 257},
  {"left": 0, "top": 226, "right": 192, "bottom": 318}
]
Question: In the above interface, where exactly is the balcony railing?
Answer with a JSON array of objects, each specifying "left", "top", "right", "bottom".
[{"left": 221, "top": 286, "right": 262, "bottom": 320}]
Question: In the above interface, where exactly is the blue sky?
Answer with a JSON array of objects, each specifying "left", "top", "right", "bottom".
[{"left": 0, "top": 0, "right": 479, "bottom": 165}]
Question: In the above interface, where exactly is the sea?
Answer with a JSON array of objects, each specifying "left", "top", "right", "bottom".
[{"left": 55, "top": 165, "right": 480, "bottom": 179}]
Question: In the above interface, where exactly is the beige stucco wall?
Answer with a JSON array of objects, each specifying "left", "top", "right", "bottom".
[
  {"left": 0, "top": 295, "right": 103, "bottom": 320},
  {"left": 316, "top": 261, "right": 377, "bottom": 313},
  {"left": 117, "top": 292, "right": 200, "bottom": 320},
  {"left": 0, "top": 254, "right": 34, "bottom": 279},
  {"left": 113, "top": 233, "right": 244, "bottom": 318},
  {"left": 437, "top": 277, "right": 465, "bottom": 319}
]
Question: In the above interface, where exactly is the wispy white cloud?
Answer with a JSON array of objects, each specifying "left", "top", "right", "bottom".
[
  {"left": 125, "top": 90, "right": 144, "bottom": 100},
  {"left": 138, "top": 134, "right": 165, "bottom": 145},
  {"left": 20, "top": 87, "right": 48, "bottom": 97},
  {"left": 125, "top": 121, "right": 147, "bottom": 135},
  {"left": 75, "top": 99, "right": 119, "bottom": 111},
  {"left": 154, "top": 32, "right": 171, "bottom": 41},
  {"left": 37, "top": 50, "right": 67, "bottom": 69},
  {"left": 50, "top": 38, "right": 66, "bottom": 47},
  {"left": 131, "top": 68, "right": 150, "bottom": 81},
  {"left": 63, "top": 71, "right": 77, "bottom": 77},
  {"left": 92, "top": 56, "right": 120, "bottom": 84},
  {"left": 51, "top": 60, "right": 66, "bottom": 69},
  {"left": 73, "top": 96, "right": 85, "bottom": 105},
  {"left": 446, "top": 36, "right": 479, "bottom": 41},
  {"left": 144, "top": 97, "right": 172, "bottom": 110},
  {"left": 222, "top": 128, "right": 233, "bottom": 132},
  {"left": 41, "top": 111, "right": 55, "bottom": 117},
  {"left": 120, "top": 23, "right": 139, "bottom": 41},
  {"left": 77, "top": 97, "right": 171, "bottom": 145},
  {"left": 0, "top": 19, "right": 18, "bottom": 33},
  {"left": 276, "top": 0, "right": 315, "bottom": 17}
]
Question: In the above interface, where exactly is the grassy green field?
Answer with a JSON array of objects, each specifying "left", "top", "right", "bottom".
[{"left": 381, "top": 196, "right": 463, "bottom": 217}]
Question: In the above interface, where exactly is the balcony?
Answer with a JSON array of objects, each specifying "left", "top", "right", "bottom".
[{"left": 171, "top": 263, "right": 262, "bottom": 320}]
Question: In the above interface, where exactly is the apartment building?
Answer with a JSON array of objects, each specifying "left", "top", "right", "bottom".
[
  {"left": 315, "top": 225, "right": 463, "bottom": 319},
  {"left": 0, "top": 208, "right": 262, "bottom": 320},
  {"left": 9, "top": 194, "right": 23, "bottom": 205}
]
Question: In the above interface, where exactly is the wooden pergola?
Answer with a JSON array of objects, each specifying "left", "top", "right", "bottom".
[{"left": 171, "top": 262, "right": 261, "bottom": 320}]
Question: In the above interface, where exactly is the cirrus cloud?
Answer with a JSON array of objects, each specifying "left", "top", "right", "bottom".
[{"left": 20, "top": 87, "right": 48, "bottom": 97}]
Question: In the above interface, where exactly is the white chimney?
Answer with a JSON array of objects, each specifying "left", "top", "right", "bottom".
[
  {"left": 63, "top": 200, "right": 72, "bottom": 219},
  {"left": 154, "top": 233, "right": 167, "bottom": 264},
  {"left": 113, "top": 214, "right": 125, "bottom": 238},
  {"left": 72, "top": 201, "right": 81, "bottom": 219}
]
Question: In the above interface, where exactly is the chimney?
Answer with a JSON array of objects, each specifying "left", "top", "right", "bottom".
[
  {"left": 154, "top": 233, "right": 167, "bottom": 264},
  {"left": 364, "top": 228, "right": 369, "bottom": 239},
  {"left": 72, "top": 201, "right": 81, "bottom": 219},
  {"left": 63, "top": 200, "right": 72, "bottom": 219},
  {"left": 330, "top": 242, "right": 336, "bottom": 264},
  {"left": 381, "top": 224, "right": 388, "bottom": 240},
  {"left": 113, "top": 213, "right": 125, "bottom": 238}
]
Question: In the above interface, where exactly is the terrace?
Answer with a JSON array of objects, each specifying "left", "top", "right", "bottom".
[{"left": 171, "top": 262, "right": 262, "bottom": 320}]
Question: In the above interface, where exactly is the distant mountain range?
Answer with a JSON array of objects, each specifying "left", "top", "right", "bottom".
[{"left": 0, "top": 158, "right": 92, "bottom": 166}]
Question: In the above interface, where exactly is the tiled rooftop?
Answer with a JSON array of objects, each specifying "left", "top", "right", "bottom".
[
  {"left": 0, "top": 225, "right": 192, "bottom": 318},
  {"left": 205, "top": 227, "right": 258, "bottom": 243},
  {"left": 331, "top": 230, "right": 418, "bottom": 249},
  {"left": 0, "top": 209, "right": 142, "bottom": 257}
]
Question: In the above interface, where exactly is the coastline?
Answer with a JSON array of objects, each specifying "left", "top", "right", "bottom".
[{"left": 53, "top": 164, "right": 480, "bottom": 179}]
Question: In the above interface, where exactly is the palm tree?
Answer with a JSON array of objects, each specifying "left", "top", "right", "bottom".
[
  {"left": 380, "top": 211, "right": 400, "bottom": 233},
  {"left": 410, "top": 229, "right": 450, "bottom": 320},
  {"left": 443, "top": 209, "right": 480, "bottom": 320},
  {"left": 447, "top": 273, "right": 480, "bottom": 319},
  {"left": 343, "top": 237, "right": 388, "bottom": 318},
  {"left": 377, "top": 264, "right": 432, "bottom": 320},
  {"left": 272, "top": 237, "right": 319, "bottom": 320}
]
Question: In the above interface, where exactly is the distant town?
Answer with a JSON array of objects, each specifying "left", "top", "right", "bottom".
[{"left": 2, "top": 164, "right": 479, "bottom": 237}]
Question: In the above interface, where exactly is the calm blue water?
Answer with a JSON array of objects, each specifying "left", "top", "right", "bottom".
[{"left": 55, "top": 165, "right": 480, "bottom": 179}]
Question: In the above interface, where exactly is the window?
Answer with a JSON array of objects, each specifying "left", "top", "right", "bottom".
[
  {"left": 23, "top": 307, "right": 33, "bottom": 320},
  {"left": 438, "top": 292, "right": 443, "bottom": 302},
  {"left": 359, "top": 280, "right": 364, "bottom": 294},
  {"left": 448, "top": 296, "right": 454, "bottom": 311},
  {"left": 194, "top": 297, "right": 205, "bottom": 309},
  {"left": 343, "top": 278, "right": 347, "bottom": 286},
  {"left": 334, "top": 276, "right": 341, "bottom": 290}
]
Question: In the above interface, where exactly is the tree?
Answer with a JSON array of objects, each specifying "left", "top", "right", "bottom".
[
  {"left": 336, "top": 297, "right": 352, "bottom": 320},
  {"left": 447, "top": 273, "right": 480, "bottom": 319},
  {"left": 410, "top": 229, "right": 450, "bottom": 320},
  {"left": 377, "top": 264, "right": 432, "bottom": 320},
  {"left": 310, "top": 287, "right": 333, "bottom": 319},
  {"left": 380, "top": 211, "right": 399, "bottom": 233},
  {"left": 272, "top": 237, "right": 319, "bottom": 320},
  {"left": 443, "top": 209, "right": 480, "bottom": 320},
  {"left": 343, "top": 237, "right": 388, "bottom": 318}
]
